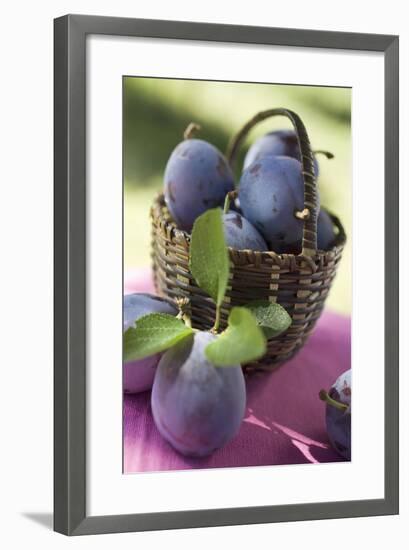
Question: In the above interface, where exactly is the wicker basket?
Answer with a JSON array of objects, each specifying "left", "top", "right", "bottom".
[{"left": 150, "top": 108, "right": 346, "bottom": 372}]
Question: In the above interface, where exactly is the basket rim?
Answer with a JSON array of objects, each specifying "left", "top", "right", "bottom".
[{"left": 151, "top": 192, "right": 346, "bottom": 263}]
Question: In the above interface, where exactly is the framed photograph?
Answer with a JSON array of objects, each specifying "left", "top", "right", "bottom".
[{"left": 54, "top": 14, "right": 399, "bottom": 535}]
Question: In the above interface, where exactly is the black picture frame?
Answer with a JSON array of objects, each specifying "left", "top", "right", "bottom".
[{"left": 54, "top": 14, "right": 399, "bottom": 536}]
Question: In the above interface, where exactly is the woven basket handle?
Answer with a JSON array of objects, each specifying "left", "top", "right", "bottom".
[{"left": 226, "top": 108, "right": 318, "bottom": 257}]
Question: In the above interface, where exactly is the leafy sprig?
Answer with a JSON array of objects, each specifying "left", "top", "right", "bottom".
[
  {"left": 123, "top": 207, "right": 292, "bottom": 366},
  {"left": 124, "top": 314, "right": 194, "bottom": 362}
]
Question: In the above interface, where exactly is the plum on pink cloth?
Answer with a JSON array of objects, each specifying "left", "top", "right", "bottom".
[{"left": 123, "top": 268, "right": 351, "bottom": 472}]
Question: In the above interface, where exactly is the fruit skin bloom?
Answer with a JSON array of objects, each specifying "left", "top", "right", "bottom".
[
  {"left": 325, "top": 369, "right": 351, "bottom": 459},
  {"left": 316, "top": 209, "right": 336, "bottom": 251},
  {"left": 243, "top": 129, "right": 319, "bottom": 176},
  {"left": 164, "top": 139, "right": 235, "bottom": 232},
  {"left": 223, "top": 210, "right": 268, "bottom": 251},
  {"left": 151, "top": 331, "right": 246, "bottom": 457},
  {"left": 123, "top": 293, "right": 177, "bottom": 394},
  {"left": 239, "top": 156, "right": 310, "bottom": 252}
]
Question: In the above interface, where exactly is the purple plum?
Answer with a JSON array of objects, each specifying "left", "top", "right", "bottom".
[
  {"left": 164, "top": 139, "right": 235, "bottom": 232},
  {"left": 320, "top": 369, "right": 351, "bottom": 459},
  {"left": 317, "top": 208, "right": 336, "bottom": 251},
  {"left": 123, "top": 293, "right": 177, "bottom": 394},
  {"left": 151, "top": 331, "right": 246, "bottom": 457},
  {"left": 264, "top": 208, "right": 336, "bottom": 255},
  {"left": 243, "top": 129, "right": 319, "bottom": 176},
  {"left": 239, "top": 156, "right": 315, "bottom": 252},
  {"left": 223, "top": 210, "right": 268, "bottom": 251}
]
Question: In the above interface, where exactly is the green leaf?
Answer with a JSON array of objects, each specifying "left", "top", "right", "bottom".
[
  {"left": 124, "top": 313, "right": 194, "bottom": 362},
  {"left": 246, "top": 300, "right": 292, "bottom": 339},
  {"left": 205, "top": 307, "right": 266, "bottom": 366},
  {"left": 189, "top": 208, "right": 229, "bottom": 307}
]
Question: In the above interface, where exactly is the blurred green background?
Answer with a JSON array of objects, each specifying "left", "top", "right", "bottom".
[{"left": 123, "top": 77, "right": 351, "bottom": 314}]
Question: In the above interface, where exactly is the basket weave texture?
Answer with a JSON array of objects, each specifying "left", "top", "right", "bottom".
[
  {"left": 151, "top": 108, "right": 346, "bottom": 372},
  {"left": 151, "top": 195, "right": 345, "bottom": 372}
]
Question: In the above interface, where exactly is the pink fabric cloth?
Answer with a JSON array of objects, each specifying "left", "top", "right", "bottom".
[
  {"left": 124, "top": 267, "right": 156, "bottom": 294},
  {"left": 124, "top": 269, "right": 351, "bottom": 472}
]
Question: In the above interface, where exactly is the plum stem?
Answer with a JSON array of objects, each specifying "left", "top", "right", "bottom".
[
  {"left": 182, "top": 314, "right": 192, "bottom": 328},
  {"left": 319, "top": 389, "right": 348, "bottom": 411},
  {"left": 223, "top": 193, "right": 231, "bottom": 214},
  {"left": 223, "top": 190, "right": 237, "bottom": 214},
  {"left": 175, "top": 297, "right": 192, "bottom": 328},
  {"left": 314, "top": 150, "right": 335, "bottom": 160},
  {"left": 183, "top": 122, "right": 201, "bottom": 140},
  {"left": 212, "top": 305, "right": 221, "bottom": 333}
]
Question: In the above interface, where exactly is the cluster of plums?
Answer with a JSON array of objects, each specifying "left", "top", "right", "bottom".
[
  {"left": 164, "top": 127, "right": 336, "bottom": 253},
  {"left": 124, "top": 293, "right": 245, "bottom": 457}
]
